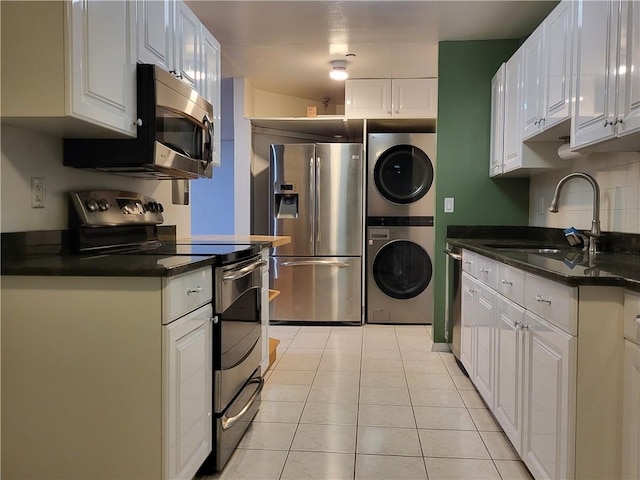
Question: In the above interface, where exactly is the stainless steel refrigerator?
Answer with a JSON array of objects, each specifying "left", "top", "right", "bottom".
[{"left": 269, "top": 143, "right": 363, "bottom": 324}]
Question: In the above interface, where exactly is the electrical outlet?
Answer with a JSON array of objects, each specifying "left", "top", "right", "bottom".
[{"left": 31, "top": 177, "right": 45, "bottom": 208}]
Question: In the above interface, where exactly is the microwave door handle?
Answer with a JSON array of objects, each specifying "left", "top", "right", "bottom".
[{"left": 202, "top": 114, "right": 213, "bottom": 167}]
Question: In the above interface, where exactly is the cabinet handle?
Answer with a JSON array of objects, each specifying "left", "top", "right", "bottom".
[
  {"left": 603, "top": 119, "right": 613, "bottom": 127},
  {"left": 479, "top": 268, "right": 490, "bottom": 273},
  {"left": 211, "top": 316, "right": 219, "bottom": 324},
  {"left": 501, "top": 279, "right": 513, "bottom": 286},
  {"left": 535, "top": 294, "right": 551, "bottom": 304},
  {"left": 387, "top": 110, "right": 392, "bottom": 115},
  {"left": 463, "top": 260, "right": 472, "bottom": 265},
  {"left": 133, "top": 118, "right": 142, "bottom": 127},
  {"left": 187, "top": 285, "right": 202, "bottom": 295},
  {"left": 635, "top": 315, "right": 640, "bottom": 325},
  {"left": 614, "top": 118, "right": 624, "bottom": 126},
  {"left": 534, "top": 118, "right": 540, "bottom": 126}
]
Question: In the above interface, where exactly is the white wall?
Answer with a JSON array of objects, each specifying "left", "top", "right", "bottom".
[
  {"left": 529, "top": 151, "right": 640, "bottom": 234},
  {"left": 1, "top": 124, "right": 191, "bottom": 237}
]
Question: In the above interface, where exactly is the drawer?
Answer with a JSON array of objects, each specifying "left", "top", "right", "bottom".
[
  {"left": 524, "top": 273, "right": 578, "bottom": 336},
  {"left": 497, "top": 263, "right": 525, "bottom": 306},
  {"left": 162, "top": 267, "right": 213, "bottom": 324},
  {"left": 462, "top": 249, "right": 477, "bottom": 277},
  {"left": 476, "top": 255, "right": 497, "bottom": 290},
  {"left": 624, "top": 290, "right": 640, "bottom": 345}
]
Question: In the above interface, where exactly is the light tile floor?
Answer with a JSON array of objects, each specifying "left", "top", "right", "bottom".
[{"left": 204, "top": 325, "right": 533, "bottom": 480}]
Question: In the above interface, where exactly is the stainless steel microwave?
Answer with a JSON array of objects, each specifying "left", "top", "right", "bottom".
[{"left": 64, "top": 64, "right": 214, "bottom": 179}]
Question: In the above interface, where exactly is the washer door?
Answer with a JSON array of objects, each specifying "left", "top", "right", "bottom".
[
  {"left": 372, "top": 240, "right": 432, "bottom": 299},
  {"left": 373, "top": 144, "right": 434, "bottom": 205}
]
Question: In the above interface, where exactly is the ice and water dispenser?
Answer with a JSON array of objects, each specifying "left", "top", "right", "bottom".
[{"left": 274, "top": 182, "right": 299, "bottom": 219}]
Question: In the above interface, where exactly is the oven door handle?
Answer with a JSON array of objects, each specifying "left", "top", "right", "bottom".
[
  {"left": 223, "top": 260, "right": 267, "bottom": 281},
  {"left": 221, "top": 376, "right": 264, "bottom": 431},
  {"left": 280, "top": 260, "right": 349, "bottom": 267}
]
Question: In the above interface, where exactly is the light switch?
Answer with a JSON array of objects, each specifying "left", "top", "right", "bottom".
[{"left": 444, "top": 197, "right": 454, "bottom": 213}]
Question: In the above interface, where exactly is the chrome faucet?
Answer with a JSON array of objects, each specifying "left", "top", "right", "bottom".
[{"left": 549, "top": 172, "right": 602, "bottom": 255}]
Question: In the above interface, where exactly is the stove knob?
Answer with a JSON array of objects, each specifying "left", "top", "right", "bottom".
[
  {"left": 147, "top": 202, "right": 157, "bottom": 212},
  {"left": 157, "top": 203, "right": 164, "bottom": 213},
  {"left": 85, "top": 199, "right": 99, "bottom": 212},
  {"left": 98, "top": 198, "right": 110, "bottom": 211}
]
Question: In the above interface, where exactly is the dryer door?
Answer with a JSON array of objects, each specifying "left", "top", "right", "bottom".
[
  {"left": 373, "top": 144, "right": 434, "bottom": 205},
  {"left": 372, "top": 239, "right": 432, "bottom": 299}
]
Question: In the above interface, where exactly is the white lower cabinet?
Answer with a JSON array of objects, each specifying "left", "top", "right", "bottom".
[
  {"left": 494, "top": 295, "right": 525, "bottom": 453},
  {"left": 460, "top": 272, "right": 476, "bottom": 375},
  {"left": 473, "top": 281, "right": 496, "bottom": 407},
  {"left": 623, "top": 290, "right": 640, "bottom": 479},
  {"left": 163, "top": 304, "right": 212, "bottom": 480},
  {"left": 521, "top": 310, "right": 576, "bottom": 480},
  {"left": 623, "top": 340, "right": 640, "bottom": 479},
  {"left": 1, "top": 268, "right": 214, "bottom": 480},
  {"left": 460, "top": 249, "right": 624, "bottom": 479}
]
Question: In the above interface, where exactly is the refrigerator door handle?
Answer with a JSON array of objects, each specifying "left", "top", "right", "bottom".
[
  {"left": 280, "top": 260, "right": 350, "bottom": 268},
  {"left": 309, "top": 155, "right": 315, "bottom": 254},
  {"left": 315, "top": 155, "right": 321, "bottom": 254}
]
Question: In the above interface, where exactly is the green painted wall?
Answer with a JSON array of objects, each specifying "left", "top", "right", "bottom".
[{"left": 433, "top": 40, "right": 530, "bottom": 343}]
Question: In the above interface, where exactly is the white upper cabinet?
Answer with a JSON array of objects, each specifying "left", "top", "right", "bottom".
[
  {"left": 345, "top": 79, "right": 437, "bottom": 118},
  {"left": 345, "top": 79, "right": 392, "bottom": 117},
  {"left": 200, "top": 28, "right": 221, "bottom": 167},
  {"left": 392, "top": 79, "right": 438, "bottom": 117},
  {"left": 490, "top": 64, "right": 506, "bottom": 177},
  {"left": 617, "top": 0, "right": 640, "bottom": 138},
  {"left": 521, "top": 24, "right": 546, "bottom": 140},
  {"left": 572, "top": 0, "right": 640, "bottom": 151},
  {"left": 522, "top": 1, "right": 574, "bottom": 141},
  {"left": 543, "top": 1, "right": 574, "bottom": 130},
  {"left": 173, "top": 0, "right": 200, "bottom": 89},
  {"left": 1, "top": 0, "right": 137, "bottom": 138},
  {"left": 69, "top": 0, "right": 137, "bottom": 137},
  {"left": 136, "top": 0, "right": 174, "bottom": 72},
  {"left": 503, "top": 50, "right": 524, "bottom": 173}
]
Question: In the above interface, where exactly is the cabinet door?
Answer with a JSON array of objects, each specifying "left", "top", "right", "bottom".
[
  {"left": 344, "top": 79, "right": 392, "bottom": 118},
  {"left": 201, "top": 28, "right": 221, "bottom": 166},
  {"left": 544, "top": 0, "right": 573, "bottom": 128},
  {"left": 490, "top": 64, "right": 506, "bottom": 177},
  {"left": 623, "top": 339, "right": 640, "bottom": 479},
  {"left": 521, "top": 25, "right": 545, "bottom": 140},
  {"left": 571, "top": 0, "right": 619, "bottom": 149},
  {"left": 174, "top": 0, "right": 200, "bottom": 88},
  {"left": 163, "top": 304, "right": 213, "bottom": 480},
  {"left": 494, "top": 295, "right": 525, "bottom": 454},
  {"left": 460, "top": 273, "right": 476, "bottom": 375},
  {"left": 473, "top": 282, "right": 496, "bottom": 408},
  {"left": 392, "top": 78, "right": 438, "bottom": 117},
  {"left": 522, "top": 310, "right": 576, "bottom": 480},
  {"left": 618, "top": 0, "right": 640, "bottom": 137},
  {"left": 503, "top": 49, "right": 523, "bottom": 172},
  {"left": 69, "top": 0, "right": 137, "bottom": 136},
  {"left": 136, "top": 0, "right": 174, "bottom": 72}
]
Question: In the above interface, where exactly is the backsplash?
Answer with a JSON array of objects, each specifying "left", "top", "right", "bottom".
[
  {"left": 0, "top": 124, "right": 191, "bottom": 238},
  {"left": 529, "top": 151, "right": 640, "bottom": 234}
]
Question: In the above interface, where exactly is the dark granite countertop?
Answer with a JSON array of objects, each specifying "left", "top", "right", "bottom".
[
  {"left": 1, "top": 229, "right": 270, "bottom": 278},
  {"left": 1, "top": 252, "right": 219, "bottom": 277},
  {"left": 447, "top": 226, "right": 640, "bottom": 292}
]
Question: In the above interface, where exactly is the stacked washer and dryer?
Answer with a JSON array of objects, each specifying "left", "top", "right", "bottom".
[{"left": 366, "top": 133, "right": 436, "bottom": 324}]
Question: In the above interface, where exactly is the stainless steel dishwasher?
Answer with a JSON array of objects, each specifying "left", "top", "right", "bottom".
[{"left": 444, "top": 243, "right": 462, "bottom": 361}]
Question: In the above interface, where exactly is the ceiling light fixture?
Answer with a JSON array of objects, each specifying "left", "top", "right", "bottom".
[{"left": 329, "top": 60, "right": 348, "bottom": 81}]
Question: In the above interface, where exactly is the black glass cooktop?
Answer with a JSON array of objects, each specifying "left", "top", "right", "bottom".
[{"left": 120, "top": 241, "right": 262, "bottom": 265}]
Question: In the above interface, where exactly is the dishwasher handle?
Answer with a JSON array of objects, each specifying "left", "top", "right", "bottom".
[
  {"left": 444, "top": 248, "right": 462, "bottom": 261},
  {"left": 221, "top": 376, "right": 264, "bottom": 430}
]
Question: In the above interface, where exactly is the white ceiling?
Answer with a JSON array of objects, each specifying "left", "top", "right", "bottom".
[{"left": 187, "top": 0, "right": 559, "bottom": 105}]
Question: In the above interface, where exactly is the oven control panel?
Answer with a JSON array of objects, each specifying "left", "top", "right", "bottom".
[{"left": 70, "top": 190, "right": 164, "bottom": 227}]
